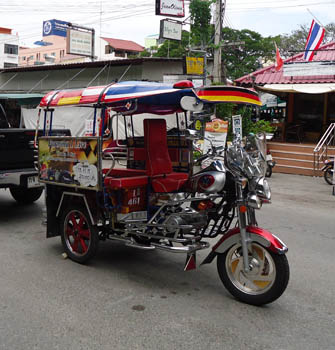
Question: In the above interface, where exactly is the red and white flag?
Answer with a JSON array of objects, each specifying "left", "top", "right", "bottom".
[
  {"left": 274, "top": 43, "right": 283, "bottom": 71},
  {"left": 304, "top": 20, "right": 325, "bottom": 61}
]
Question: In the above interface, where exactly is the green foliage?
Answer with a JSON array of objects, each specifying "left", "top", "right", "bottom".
[
  {"left": 221, "top": 27, "right": 277, "bottom": 80},
  {"left": 153, "top": 31, "right": 190, "bottom": 58},
  {"left": 248, "top": 119, "right": 275, "bottom": 134},
  {"left": 193, "top": 150, "right": 202, "bottom": 159},
  {"left": 139, "top": 49, "right": 152, "bottom": 58},
  {"left": 189, "top": 0, "right": 213, "bottom": 48}
]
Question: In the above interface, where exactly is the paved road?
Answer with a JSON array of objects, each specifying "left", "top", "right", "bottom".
[{"left": 0, "top": 174, "right": 334, "bottom": 350}]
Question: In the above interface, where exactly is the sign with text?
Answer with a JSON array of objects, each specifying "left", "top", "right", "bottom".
[
  {"left": 283, "top": 61, "right": 335, "bottom": 76},
  {"left": 38, "top": 137, "right": 101, "bottom": 190},
  {"left": 155, "top": 0, "right": 185, "bottom": 18},
  {"left": 232, "top": 115, "right": 242, "bottom": 137},
  {"left": 67, "top": 29, "right": 93, "bottom": 57},
  {"left": 203, "top": 118, "right": 228, "bottom": 156},
  {"left": 43, "top": 19, "right": 69, "bottom": 37},
  {"left": 160, "top": 19, "right": 182, "bottom": 41},
  {"left": 185, "top": 56, "right": 204, "bottom": 75}
]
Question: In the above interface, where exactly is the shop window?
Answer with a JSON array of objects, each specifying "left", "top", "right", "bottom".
[
  {"left": 4, "top": 44, "right": 18, "bottom": 55},
  {"left": 114, "top": 50, "right": 125, "bottom": 58},
  {"left": 4, "top": 62, "right": 18, "bottom": 68},
  {"left": 105, "top": 45, "right": 113, "bottom": 54}
]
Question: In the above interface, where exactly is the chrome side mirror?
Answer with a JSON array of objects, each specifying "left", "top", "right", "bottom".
[{"left": 185, "top": 129, "right": 200, "bottom": 140}]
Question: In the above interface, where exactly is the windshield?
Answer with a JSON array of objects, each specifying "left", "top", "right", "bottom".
[{"left": 226, "top": 134, "right": 266, "bottom": 178}]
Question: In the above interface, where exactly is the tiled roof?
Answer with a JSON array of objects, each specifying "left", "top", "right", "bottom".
[
  {"left": 235, "top": 41, "right": 335, "bottom": 86},
  {"left": 101, "top": 37, "right": 144, "bottom": 52}
]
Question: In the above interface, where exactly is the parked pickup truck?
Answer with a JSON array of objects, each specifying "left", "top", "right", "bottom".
[{"left": 0, "top": 104, "right": 70, "bottom": 204}]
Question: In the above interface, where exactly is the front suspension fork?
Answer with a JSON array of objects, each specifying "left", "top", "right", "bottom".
[{"left": 236, "top": 183, "right": 252, "bottom": 272}]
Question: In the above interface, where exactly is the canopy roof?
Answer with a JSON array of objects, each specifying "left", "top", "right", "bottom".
[
  {"left": 0, "top": 93, "right": 44, "bottom": 105},
  {"left": 39, "top": 81, "right": 261, "bottom": 114},
  {"left": 258, "top": 83, "right": 335, "bottom": 94}
]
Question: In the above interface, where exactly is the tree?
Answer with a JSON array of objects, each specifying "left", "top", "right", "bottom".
[
  {"left": 279, "top": 22, "right": 335, "bottom": 58},
  {"left": 153, "top": 30, "right": 191, "bottom": 58},
  {"left": 221, "top": 27, "right": 276, "bottom": 80},
  {"left": 189, "top": 0, "right": 213, "bottom": 48}
]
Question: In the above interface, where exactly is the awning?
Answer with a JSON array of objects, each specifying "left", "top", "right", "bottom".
[
  {"left": 0, "top": 93, "right": 44, "bottom": 105},
  {"left": 258, "top": 83, "right": 335, "bottom": 94}
]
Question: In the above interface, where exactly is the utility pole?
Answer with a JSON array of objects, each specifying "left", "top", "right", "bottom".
[{"left": 213, "top": 0, "right": 222, "bottom": 83}]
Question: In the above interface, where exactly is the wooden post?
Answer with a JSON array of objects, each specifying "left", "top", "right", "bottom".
[
  {"left": 287, "top": 93, "right": 294, "bottom": 124},
  {"left": 323, "top": 93, "right": 328, "bottom": 133}
]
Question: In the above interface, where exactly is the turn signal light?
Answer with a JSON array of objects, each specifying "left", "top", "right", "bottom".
[
  {"left": 239, "top": 205, "right": 247, "bottom": 213},
  {"left": 197, "top": 200, "right": 215, "bottom": 211}
]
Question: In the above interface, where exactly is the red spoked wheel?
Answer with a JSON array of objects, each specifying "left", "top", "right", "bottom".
[{"left": 60, "top": 205, "right": 99, "bottom": 264}]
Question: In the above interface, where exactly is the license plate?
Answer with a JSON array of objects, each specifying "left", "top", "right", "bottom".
[{"left": 27, "top": 176, "right": 40, "bottom": 188}]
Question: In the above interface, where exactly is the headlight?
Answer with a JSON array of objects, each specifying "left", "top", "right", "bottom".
[
  {"left": 247, "top": 193, "right": 262, "bottom": 209},
  {"left": 256, "top": 177, "right": 271, "bottom": 201}
]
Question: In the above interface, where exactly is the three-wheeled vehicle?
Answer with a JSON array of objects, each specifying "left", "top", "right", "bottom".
[{"left": 37, "top": 81, "right": 289, "bottom": 305}]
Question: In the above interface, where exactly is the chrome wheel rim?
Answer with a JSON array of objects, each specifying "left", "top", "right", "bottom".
[
  {"left": 64, "top": 210, "right": 91, "bottom": 257},
  {"left": 225, "top": 243, "right": 276, "bottom": 295}
]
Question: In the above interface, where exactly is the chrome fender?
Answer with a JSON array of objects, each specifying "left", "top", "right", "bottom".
[{"left": 201, "top": 225, "right": 288, "bottom": 265}]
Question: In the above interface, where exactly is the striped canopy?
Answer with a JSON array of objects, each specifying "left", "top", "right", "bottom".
[{"left": 39, "top": 81, "right": 261, "bottom": 113}]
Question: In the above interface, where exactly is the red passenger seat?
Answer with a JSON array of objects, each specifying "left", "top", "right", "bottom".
[{"left": 143, "top": 119, "right": 188, "bottom": 193}]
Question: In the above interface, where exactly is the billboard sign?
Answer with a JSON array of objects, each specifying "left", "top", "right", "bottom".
[
  {"left": 185, "top": 56, "right": 204, "bottom": 75},
  {"left": 160, "top": 19, "right": 182, "bottom": 41},
  {"left": 43, "top": 19, "right": 69, "bottom": 37},
  {"left": 155, "top": 0, "right": 185, "bottom": 18},
  {"left": 283, "top": 61, "right": 335, "bottom": 76},
  {"left": 67, "top": 28, "right": 93, "bottom": 57}
]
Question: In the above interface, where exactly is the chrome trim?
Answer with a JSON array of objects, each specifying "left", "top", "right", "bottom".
[
  {"left": 150, "top": 241, "right": 209, "bottom": 253},
  {"left": 56, "top": 191, "right": 95, "bottom": 225}
]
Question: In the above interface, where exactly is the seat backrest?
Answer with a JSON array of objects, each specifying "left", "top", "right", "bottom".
[{"left": 144, "top": 119, "right": 172, "bottom": 176}]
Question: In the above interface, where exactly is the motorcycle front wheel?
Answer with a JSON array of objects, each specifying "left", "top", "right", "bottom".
[
  {"left": 324, "top": 167, "right": 334, "bottom": 185},
  {"left": 217, "top": 242, "right": 289, "bottom": 306}
]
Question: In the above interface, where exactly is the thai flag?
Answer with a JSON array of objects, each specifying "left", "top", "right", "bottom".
[{"left": 304, "top": 20, "right": 325, "bottom": 61}]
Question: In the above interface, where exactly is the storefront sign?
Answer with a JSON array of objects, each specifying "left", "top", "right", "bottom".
[
  {"left": 67, "top": 29, "right": 93, "bottom": 57},
  {"left": 283, "top": 61, "right": 335, "bottom": 76},
  {"left": 160, "top": 19, "right": 182, "bottom": 41},
  {"left": 185, "top": 57, "right": 204, "bottom": 75},
  {"left": 155, "top": 0, "right": 185, "bottom": 18},
  {"left": 43, "top": 19, "right": 69, "bottom": 37}
]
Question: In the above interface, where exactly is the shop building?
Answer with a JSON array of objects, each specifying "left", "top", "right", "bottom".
[{"left": 0, "top": 27, "right": 19, "bottom": 69}]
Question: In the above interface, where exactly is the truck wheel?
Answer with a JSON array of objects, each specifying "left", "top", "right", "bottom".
[
  {"left": 10, "top": 186, "right": 43, "bottom": 204},
  {"left": 60, "top": 204, "right": 99, "bottom": 264}
]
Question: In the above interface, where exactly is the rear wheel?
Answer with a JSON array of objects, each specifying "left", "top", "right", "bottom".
[
  {"left": 60, "top": 204, "right": 99, "bottom": 264},
  {"left": 217, "top": 242, "right": 289, "bottom": 306},
  {"left": 324, "top": 167, "right": 334, "bottom": 185},
  {"left": 10, "top": 186, "right": 43, "bottom": 204}
]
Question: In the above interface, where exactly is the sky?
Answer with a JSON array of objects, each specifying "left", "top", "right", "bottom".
[{"left": 0, "top": 0, "right": 334, "bottom": 47}]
